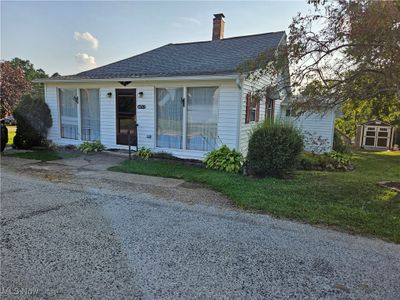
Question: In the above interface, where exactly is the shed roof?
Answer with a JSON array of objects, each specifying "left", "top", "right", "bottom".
[{"left": 359, "top": 120, "right": 392, "bottom": 126}]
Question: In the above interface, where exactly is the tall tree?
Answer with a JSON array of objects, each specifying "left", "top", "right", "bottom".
[
  {"left": 241, "top": 0, "right": 400, "bottom": 113},
  {"left": 10, "top": 58, "right": 48, "bottom": 99},
  {"left": 0, "top": 61, "right": 32, "bottom": 117}
]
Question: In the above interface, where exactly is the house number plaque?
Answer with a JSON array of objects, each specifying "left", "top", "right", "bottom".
[{"left": 137, "top": 105, "right": 146, "bottom": 109}]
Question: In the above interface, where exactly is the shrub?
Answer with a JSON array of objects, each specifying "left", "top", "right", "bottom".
[
  {"left": 247, "top": 121, "right": 303, "bottom": 177},
  {"left": 299, "top": 152, "right": 321, "bottom": 170},
  {"left": 13, "top": 95, "right": 52, "bottom": 149},
  {"left": 78, "top": 140, "right": 105, "bottom": 153},
  {"left": 327, "top": 151, "right": 352, "bottom": 169},
  {"left": 204, "top": 145, "right": 244, "bottom": 173},
  {"left": 1, "top": 122, "right": 8, "bottom": 152},
  {"left": 333, "top": 130, "right": 351, "bottom": 153},
  {"left": 299, "top": 151, "right": 353, "bottom": 171},
  {"left": 137, "top": 147, "right": 152, "bottom": 160}
]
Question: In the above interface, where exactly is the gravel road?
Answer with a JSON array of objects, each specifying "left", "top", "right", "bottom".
[{"left": 1, "top": 155, "right": 399, "bottom": 299}]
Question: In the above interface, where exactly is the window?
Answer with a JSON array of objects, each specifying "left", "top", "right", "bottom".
[
  {"left": 286, "top": 109, "right": 292, "bottom": 117},
  {"left": 187, "top": 87, "right": 219, "bottom": 151},
  {"left": 156, "top": 88, "right": 183, "bottom": 149},
  {"left": 80, "top": 89, "right": 100, "bottom": 141},
  {"left": 245, "top": 93, "right": 259, "bottom": 123},
  {"left": 59, "top": 88, "right": 78, "bottom": 139},
  {"left": 265, "top": 98, "right": 275, "bottom": 122}
]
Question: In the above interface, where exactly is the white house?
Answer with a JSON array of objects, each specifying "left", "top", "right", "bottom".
[{"left": 36, "top": 14, "right": 335, "bottom": 160}]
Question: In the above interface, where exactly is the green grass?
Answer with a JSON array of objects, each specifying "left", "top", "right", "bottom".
[
  {"left": 6, "top": 126, "right": 16, "bottom": 145},
  {"left": 110, "top": 152, "right": 400, "bottom": 243},
  {"left": 6, "top": 151, "right": 79, "bottom": 161}
]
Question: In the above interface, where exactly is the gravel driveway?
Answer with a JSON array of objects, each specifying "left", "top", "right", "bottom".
[{"left": 1, "top": 154, "right": 399, "bottom": 299}]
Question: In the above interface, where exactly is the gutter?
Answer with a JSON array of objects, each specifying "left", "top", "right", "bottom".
[{"left": 33, "top": 74, "right": 240, "bottom": 84}]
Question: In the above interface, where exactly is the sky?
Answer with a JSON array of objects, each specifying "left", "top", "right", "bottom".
[{"left": 1, "top": 1, "right": 311, "bottom": 75}]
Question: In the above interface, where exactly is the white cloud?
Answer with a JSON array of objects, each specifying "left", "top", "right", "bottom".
[
  {"left": 73, "top": 32, "right": 99, "bottom": 49},
  {"left": 75, "top": 53, "right": 96, "bottom": 70},
  {"left": 180, "top": 17, "right": 201, "bottom": 25},
  {"left": 171, "top": 17, "right": 201, "bottom": 28}
]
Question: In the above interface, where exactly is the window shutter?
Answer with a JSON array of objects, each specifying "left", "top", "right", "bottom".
[{"left": 245, "top": 93, "right": 251, "bottom": 124}]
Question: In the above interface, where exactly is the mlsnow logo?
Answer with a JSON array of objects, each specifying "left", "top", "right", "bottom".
[{"left": 1, "top": 286, "right": 39, "bottom": 296}]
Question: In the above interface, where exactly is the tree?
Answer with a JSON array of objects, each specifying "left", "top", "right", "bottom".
[
  {"left": 336, "top": 95, "right": 400, "bottom": 138},
  {"left": 13, "top": 94, "right": 52, "bottom": 149},
  {"left": 0, "top": 61, "right": 32, "bottom": 117},
  {"left": 240, "top": 0, "right": 400, "bottom": 112},
  {"left": 10, "top": 58, "right": 48, "bottom": 99}
]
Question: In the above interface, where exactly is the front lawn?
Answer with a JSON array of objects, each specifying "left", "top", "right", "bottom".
[
  {"left": 110, "top": 152, "right": 400, "bottom": 243},
  {"left": 5, "top": 150, "right": 80, "bottom": 161}
]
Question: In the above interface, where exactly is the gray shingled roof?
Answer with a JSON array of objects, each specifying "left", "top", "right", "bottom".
[{"left": 53, "top": 31, "right": 285, "bottom": 80}]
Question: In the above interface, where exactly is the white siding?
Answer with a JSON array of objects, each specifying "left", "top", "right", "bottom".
[
  {"left": 217, "top": 85, "right": 241, "bottom": 149},
  {"left": 45, "top": 85, "right": 60, "bottom": 143},
  {"left": 136, "top": 86, "right": 155, "bottom": 149},
  {"left": 238, "top": 75, "right": 271, "bottom": 155},
  {"left": 44, "top": 79, "right": 241, "bottom": 160},
  {"left": 274, "top": 100, "right": 282, "bottom": 120},
  {"left": 99, "top": 88, "right": 117, "bottom": 148},
  {"left": 280, "top": 109, "right": 335, "bottom": 153}
]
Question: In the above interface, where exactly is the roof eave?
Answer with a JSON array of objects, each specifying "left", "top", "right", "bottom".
[{"left": 34, "top": 73, "right": 241, "bottom": 83}]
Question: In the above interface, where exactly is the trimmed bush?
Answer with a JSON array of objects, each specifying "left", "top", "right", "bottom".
[
  {"left": 13, "top": 95, "right": 52, "bottom": 149},
  {"left": 205, "top": 145, "right": 244, "bottom": 173},
  {"left": 78, "top": 141, "right": 105, "bottom": 153},
  {"left": 247, "top": 121, "right": 303, "bottom": 177}
]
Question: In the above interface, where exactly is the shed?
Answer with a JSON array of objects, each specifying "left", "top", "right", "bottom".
[{"left": 355, "top": 120, "right": 395, "bottom": 150}]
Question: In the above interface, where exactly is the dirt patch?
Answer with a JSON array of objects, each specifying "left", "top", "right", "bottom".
[
  {"left": 17, "top": 163, "right": 75, "bottom": 182},
  {"left": 179, "top": 182, "right": 207, "bottom": 189},
  {"left": 378, "top": 181, "right": 400, "bottom": 192}
]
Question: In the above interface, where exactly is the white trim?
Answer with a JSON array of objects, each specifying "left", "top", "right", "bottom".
[
  {"left": 362, "top": 125, "right": 392, "bottom": 148},
  {"left": 77, "top": 88, "right": 81, "bottom": 141},
  {"left": 34, "top": 74, "right": 239, "bottom": 83},
  {"left": 182, "top": 86, "right": 188, "bottom": 150}
]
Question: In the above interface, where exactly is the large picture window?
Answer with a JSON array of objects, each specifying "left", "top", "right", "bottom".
[
  {"left": 59, "top": 88, "right": 78, "bottom": 139},
  {"left": 156, "top": 88, "right": 183, "bottom": 149},
  {"left": 186, "top": 87, "right": 219, "bottom": 151},
  {"left": 80, "top": 89, "right": 100, "bottom": 141}
]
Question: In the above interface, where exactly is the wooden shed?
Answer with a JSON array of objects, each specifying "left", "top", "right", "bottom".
[{"left": 355, "top": 120, "right": 395, "bottom": 150}]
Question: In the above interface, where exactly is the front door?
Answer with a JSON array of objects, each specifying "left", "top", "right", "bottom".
[{"left": 116, "top": 89, "right": 137, "bottom": 145}]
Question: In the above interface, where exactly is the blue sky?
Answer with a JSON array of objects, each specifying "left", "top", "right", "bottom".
[{"left": 1, "top": 1, "right": 311, "bottom": 75}]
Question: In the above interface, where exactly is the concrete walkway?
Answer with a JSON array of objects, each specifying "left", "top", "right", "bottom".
[{"left": 1, "top": 153, "right": 399, "bottom": 299}]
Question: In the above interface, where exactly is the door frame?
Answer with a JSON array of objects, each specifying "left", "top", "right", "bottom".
[{"left": 115, "top": 88, "right": 137, "bottom": 146}]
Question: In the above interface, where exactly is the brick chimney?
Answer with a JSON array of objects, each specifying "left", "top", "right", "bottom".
[{"left": 212, "top": 13, "right": 225, "bottom": 40}]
